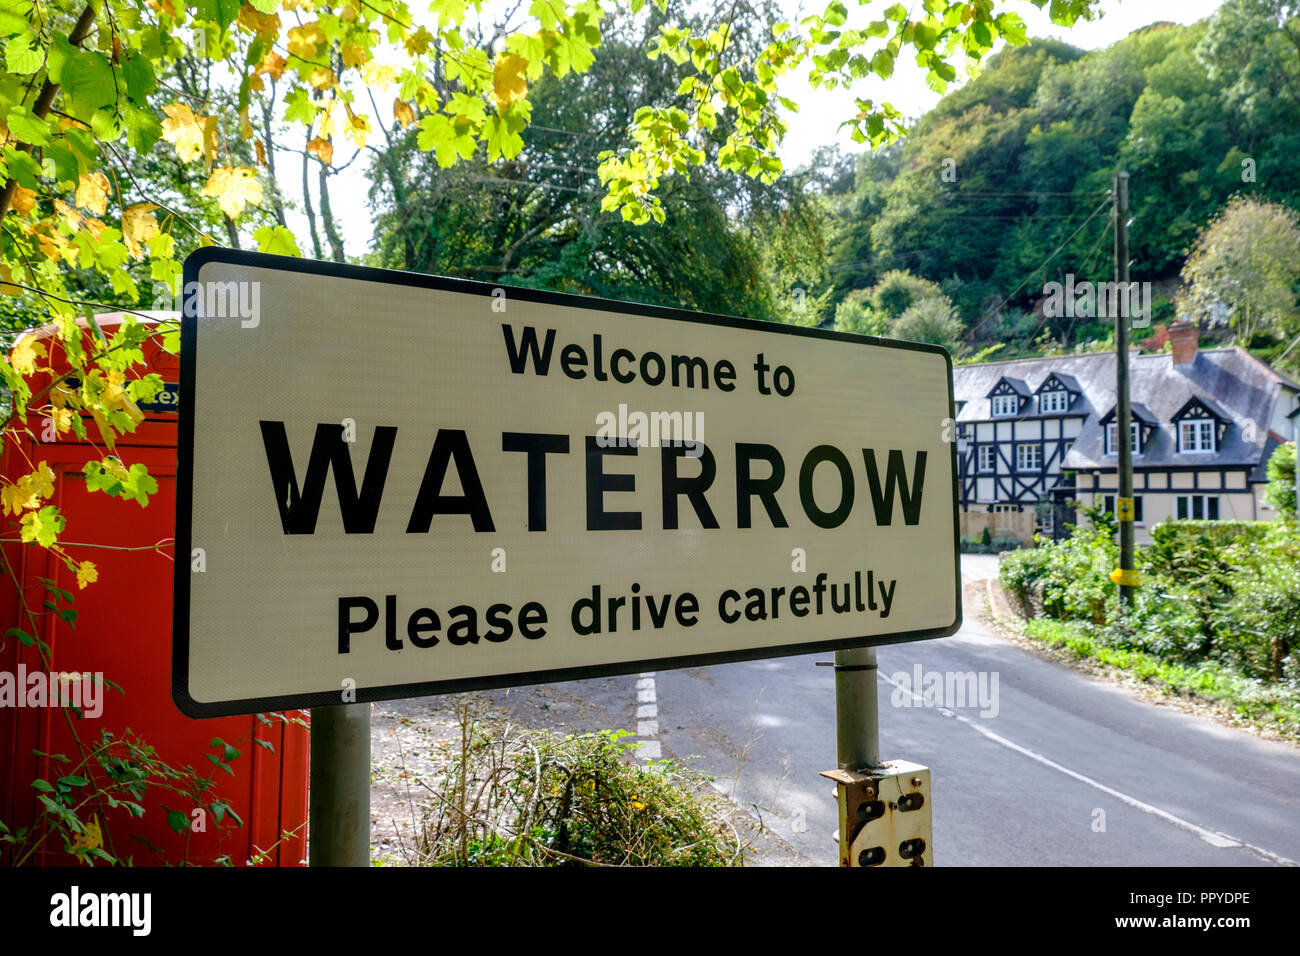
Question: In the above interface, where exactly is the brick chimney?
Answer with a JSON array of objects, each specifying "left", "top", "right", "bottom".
[{"left": 1169, "top": 320, "right": 1199, "bottom": 366}]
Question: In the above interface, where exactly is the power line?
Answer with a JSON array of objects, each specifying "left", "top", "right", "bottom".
[{"left": 963, "top": 192, "right": 1114, "bottom": 342}]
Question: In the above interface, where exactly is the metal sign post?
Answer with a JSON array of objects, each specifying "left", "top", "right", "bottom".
[{"left": 308, "top": 703, "right": 371, "bottom": 867}]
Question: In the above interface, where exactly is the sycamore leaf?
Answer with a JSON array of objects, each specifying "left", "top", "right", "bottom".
[
  {"left": 20, "top": 505, "right": 64, "bottom": 548},
  {"left": 305, "top": 136, "right": 334, "bottom": 165},
  {"left": 201, "top": 167, "right": 262, "bottom": 219},
  {"left": 121, "top": 204, "right": 160, "bottom": 258},
  {"left": 393, "top": 98, "right": 415, "bottom": 129},
  {"left": 161, "top": 102, "right": 208, "bottom": 162},
  {"left": 257, "top": 50, "right": 287, "bottom": 80},
  {"left": 287, "top": 23, "right": 325, "bottom": 60},
  {"left": 341, "top": 43, "right": 367, "bottom": 68},
  {"left": 75, "top": 560, "right": 98, "bottom": 590},
  {"left": 1, "top": 481, "right": 37, "bottom": 516},
  {"left": 29, "top": 462, "right": 54, "bottom": 500},
  {"left": 253, "top": 224, "right": 301, "bottom": 256},
  {"left": 492, "top": 54, "right": 529, "bottom": 109},
  {"left": 11, "top": 338, "right": 44, "bottom": 375}
]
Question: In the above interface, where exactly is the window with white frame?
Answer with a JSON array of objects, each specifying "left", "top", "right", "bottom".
[
  {"left": 1039, "top": 390, "right": 1069, "bottom": 413},
  {"left": 991, "top": 394, "right": 1019, "bottom": 417},
  {"left": 978, "top": 445, "right": 997, "bottom": 472},
  {"left": 1176, "top": 495, "right": 1220, "bottom": 520},
  {"left": 1105, "top": 422, "right": 1140, "bottom": 455},
  {"left": 1016, "top": 443, "right": 1043, "bottom": 471},
  {"left": 1179, "top": 418, "right": 1215, "bottom": 453}
]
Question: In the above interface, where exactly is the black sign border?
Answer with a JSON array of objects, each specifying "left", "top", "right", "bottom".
[{"left": 174, "top": 247, "right": 962, "bottom": 718}]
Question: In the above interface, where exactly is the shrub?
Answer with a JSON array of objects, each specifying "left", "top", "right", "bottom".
[{"left": 414, "top": 707, "right": 742, "bottom": 867}]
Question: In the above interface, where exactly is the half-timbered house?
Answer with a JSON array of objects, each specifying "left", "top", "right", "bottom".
[{"left": 951, "top": 322, "right": 1300, "bottom": 543}]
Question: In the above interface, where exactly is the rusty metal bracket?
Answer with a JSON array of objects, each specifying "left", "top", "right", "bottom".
[{"left": 821, "top": 761, "right": 932, "bottom": 867}]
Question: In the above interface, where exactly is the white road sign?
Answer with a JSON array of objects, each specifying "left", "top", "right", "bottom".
[{"left": 173, "top": 249, "right": 960, "bottom": 717}]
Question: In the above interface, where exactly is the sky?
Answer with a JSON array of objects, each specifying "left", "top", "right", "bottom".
[{"left": 299, "top": 0, "right": 1230, "bottom": 259}]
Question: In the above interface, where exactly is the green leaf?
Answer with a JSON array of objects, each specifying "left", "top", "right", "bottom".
[
  {"left": 31, "top": 779, "right": 54, "bottom": 792},
  {"left": 122, "top": 54, "right": 156, "bottom": 105},
  {"left": 2, "top": 145, "right": 41, "bottom": 187},
  {"left": 165, "top": 807, "right": 189, "bottom": 835},
  {"left": 5, "top": 627, "right": 35, "bottom": 647},
  {"left": 64, "top": 51, "right": 117, "bottom": 110},
  {"left": 20, "top": 505, "right": 64, "bottom": 548},
  {"left": 4, "top": 33, "right": 42, "bottom": 74},
  {"left": 6, "top": 106, "right": 50, "bottom": 146},
  {"left": 44, "top": 142, "right": 80, "bottom": 183},
  {"left": 253, "top": 224, "right": 301, "bottom": 256}
]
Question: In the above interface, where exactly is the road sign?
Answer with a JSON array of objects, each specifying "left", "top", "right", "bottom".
[{"left": 173, "top": 249, "right": 960, "bottom": 717}]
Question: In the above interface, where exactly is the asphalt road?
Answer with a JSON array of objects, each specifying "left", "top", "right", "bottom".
[{"left": 648, "top": 554, "right": 1300, "bottom": 867}]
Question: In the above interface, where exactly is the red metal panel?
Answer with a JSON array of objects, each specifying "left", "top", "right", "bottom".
[{"left": 0, "top": 317, "right": 308, "bottom": 866}]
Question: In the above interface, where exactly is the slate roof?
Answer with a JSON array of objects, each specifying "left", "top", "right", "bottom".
[{"left": 952, "top": 348, "right": 1298, "bottom": 472}]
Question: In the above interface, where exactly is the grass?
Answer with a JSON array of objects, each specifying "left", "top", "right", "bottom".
[{"left": 1024, "top": 618, "right": 1300, "bottom": 740}]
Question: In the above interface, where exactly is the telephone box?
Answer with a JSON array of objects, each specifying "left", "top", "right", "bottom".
[{"left": 0, "top": 312, "right": 309, "bottom": 866}]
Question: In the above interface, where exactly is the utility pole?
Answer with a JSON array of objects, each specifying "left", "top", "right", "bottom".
[{"left": 1113, "top": 170, "right": 1135, "bottom": 607}]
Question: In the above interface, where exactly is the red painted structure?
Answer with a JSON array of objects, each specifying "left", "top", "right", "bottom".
[{"left": 0, "top": 313, "right": 308, "bottom": 866}]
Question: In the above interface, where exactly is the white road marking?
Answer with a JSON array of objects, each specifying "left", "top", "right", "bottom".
[
  {"left": 880, "top": 670, "right": 1297, "bottom": 867},
  {"left": 634, "top": 672, "right": 661, "bottom": 761}
]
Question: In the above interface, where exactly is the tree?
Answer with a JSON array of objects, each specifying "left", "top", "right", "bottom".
[
  {"left": 1265, "top": 441, "right": 1297, "bottom": 520},
  {"left": 1176, "top": 196, "right": 1300, "bottom": 349},
  {"left": 0, "top": 0, "right": 1106, "bottom": 863},
  {"left": 892, "top": 294, "right": 965, "bottom": 352}
]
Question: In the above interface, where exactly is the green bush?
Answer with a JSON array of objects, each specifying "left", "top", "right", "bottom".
[
  {"left": 999, "top": 523, "right": 1116, "bottom": 622},
  {"left": 414, "top": 711, "right": 741, "bottom": 867}
]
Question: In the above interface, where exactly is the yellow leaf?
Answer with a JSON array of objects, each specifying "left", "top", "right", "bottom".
[
  {"left": 257, "top": 51, "right": 287, "bottom": 80},
  {"left": 306, "top": 137, "right": 334, "bottom": 165},
  {"left": 344, "top": 105, "right": 368, "bottom": 148},
  {"left": 121, "top": 203, "right": 160, "bottom": 259},
  {"left": 71, "top": 814, "right": 102, "bottom": 851},
  {"left": 287, "top": 22, "right": 326, "bottom": 60},
  {"left": 54, "top": 198, "right": 82, "bottom": 230},
  {"left": 309, "top": 68, "right": 335, "bottom": 90},
  {"left": 202, "top": 115, "right": 219, "bottom": 166},
  {"left": 0, "top": 263, "right": 21, "bottom": 295},
  {"left": 1, "top": 481, "right": 37, "bottom": 516},
  {"left": 362, "top": 61, "right": 396, "bottom": 88},
  {"left": 239, "top": 105, "right": 253, "bottom": 139},
  {"left": 255, "top": 138, "right": 268, "bottom": 167},
  {"left": 11, "top": 184, "right": 36, "bottom": 216},
  {"left": 404, "top": 26, "right": 433, "bottom": 55},
  {"left": 393, "top": 98, "right": 415, "bottom": 129},
  {"left": 30, "top": 462, "right": 54, "bottom": 499},
  {"left": 342, "top": 43, "right": 367, "bottom": 68},
  {"left": 161, "top": 102, "right": 208, "bottom": 162},
  {"left": 237, "top": 4, "right": 280, "bottom": 36},
  {"left": 202, "top": 166, "right": 263, "bottom": 219},
  {"left": 493, "top": 54, "right": 529, "bottom": 109},
  {"left": 11, "top": 337, "right": 45, "bottom": 375},
  {"left": 51, "top": 407, "right": 74, "bottom": 433},
  {"left": 76, "top": 560, "right": 98, "bottom": 589}
]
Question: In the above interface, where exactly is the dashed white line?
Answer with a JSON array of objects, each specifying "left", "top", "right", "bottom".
[{"left": 634, "top": 672, "right": 661, "bottom": 760}]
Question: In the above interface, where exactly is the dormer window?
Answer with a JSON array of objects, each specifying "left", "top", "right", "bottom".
[
  {"left": 992, "top": 394, "right": 1019, "bottom": 417},
  {"left": 1105, "top": 422, "right": 1140, "bottom": 456},
  {"left": 1171, "top": 397, "right": 1228, "bottom": 455},
  {"left": 1179, "top": 419, "right": 1215, "bottom": 453},
  {"left": 1039, "top": 390, "right": 1069, "bottom": 413}
]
